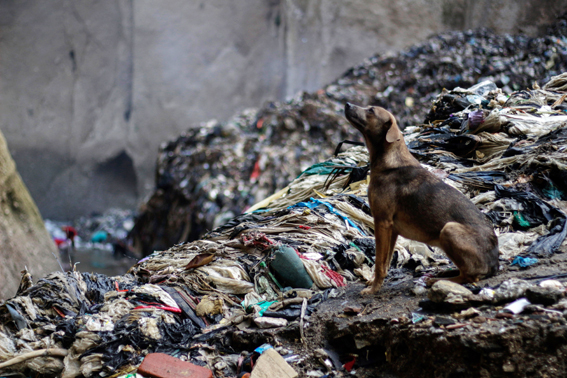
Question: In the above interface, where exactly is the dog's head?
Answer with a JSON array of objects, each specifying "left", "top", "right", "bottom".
[{"left": 344, "top": 103, "right": 402, "bottom": 144}]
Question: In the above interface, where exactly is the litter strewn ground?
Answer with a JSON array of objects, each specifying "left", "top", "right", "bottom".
[{"left": 4, "top": 70, "right": 567, "bottom": 377}]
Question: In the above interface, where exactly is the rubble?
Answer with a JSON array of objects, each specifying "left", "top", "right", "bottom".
[
  {"left": 5, "top": 17, "right": 567, "bottom": 378},
  {"left": 427, "top": 281, "right": 473, "bottom": 303},
  {"left": 249, "top": 348, "right": 297, "bottom": 378}
]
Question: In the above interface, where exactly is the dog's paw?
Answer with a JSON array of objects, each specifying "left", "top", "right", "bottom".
[{"left": 360, "top": 287, "right": 376, "bottom": 295}]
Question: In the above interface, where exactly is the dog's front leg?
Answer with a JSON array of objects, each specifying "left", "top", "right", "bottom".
[{"left": 361, "top": 223, "right": 394, "bottom": 295}]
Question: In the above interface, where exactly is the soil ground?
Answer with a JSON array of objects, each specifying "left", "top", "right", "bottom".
[{"left": 214, "top": 245, "right": 567, "bottom": 377}]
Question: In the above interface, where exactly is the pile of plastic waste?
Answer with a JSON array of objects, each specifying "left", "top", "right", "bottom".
[
  {"left": 3, "top": 69, "right": 567, "bottom": 376},
  {"left": 130, "top": 19, "right": 567, "bottom": 256}
]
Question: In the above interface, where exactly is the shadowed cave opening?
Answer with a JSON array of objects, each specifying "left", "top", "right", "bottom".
[{"left": 91, "top": 150, "right": 138, "bottom": 212}]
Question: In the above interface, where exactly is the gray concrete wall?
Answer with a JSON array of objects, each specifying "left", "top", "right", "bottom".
[{"left": 0, "top": 0, "right": 565, "bottom": 219}]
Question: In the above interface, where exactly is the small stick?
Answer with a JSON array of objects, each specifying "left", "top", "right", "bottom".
[{"left": 300, "top": 298, "right": 308, "bottom": 343}]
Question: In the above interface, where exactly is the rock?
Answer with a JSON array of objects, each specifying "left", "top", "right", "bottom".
[
  {"left": 493, "top": 279, "right": 533, "bottom": 304},
  {"left": 526, "top": 286, "right": 564, "bottom": 306},
  {"left": 412, "top": 285, "right": 428, "bottom": 296},
  {"left": 472, "top": 316, "right": 487, "bottom": 323},
  {"left": 250, "top": 348, "right": 298, "bottom": 378},
  {"left": 454, "top": 307, "right": 481, "bottom": 320},
  {"left": 553, "top": 299, "right": 567, "bottom": 311},
  {"left": 0, "top": 129, "right": 60, "bottom": 300},
  {"left": 434, "top": 316, "right": 458, "bottom": 327},
  {"left": 502, "top": 361, "right": 516, "bottom": 373},
  {"left": 428, "top": 281, "right": 473, "bottom": 303},
  {"left": 445, "top": 292, "right": 469, "bottom": 305},
  {"left": 343, "top": 305, "right": 362, "bottom": 314},
  {"left": 539, "top": 279, "right": 565, "bottom": 290},
  {"left": 254, "top": 317, "right": 288, "bottom": 329}
]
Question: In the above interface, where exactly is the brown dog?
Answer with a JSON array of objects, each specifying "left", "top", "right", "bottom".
[{"left": 344, "top": 103, "right": 499, "bottom": 295}]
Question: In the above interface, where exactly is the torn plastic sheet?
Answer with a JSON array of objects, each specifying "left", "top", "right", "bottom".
[
  {"left": 497, "top": 231, "right": 539, "bottom": 260},
  {"left": 494, "top": 185, "right": 567, "bottom": 256},
  {"left": 448, "top": 171, "right": 507, "bottom": 189}
]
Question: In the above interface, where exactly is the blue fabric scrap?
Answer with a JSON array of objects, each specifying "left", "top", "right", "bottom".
[
  {"left": 511, "top": 256, "right": 538, "bottom": 268},
  {"left": 289, "top": 197, "right": 363, "bottom": 234}
]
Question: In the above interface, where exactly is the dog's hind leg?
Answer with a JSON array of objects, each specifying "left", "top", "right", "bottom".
[
  {"left": 428, "top": 222, "right": 486, "bottom": 285},
  {"left": 361, "top": 224, "right": 397, "bottom": 295}
]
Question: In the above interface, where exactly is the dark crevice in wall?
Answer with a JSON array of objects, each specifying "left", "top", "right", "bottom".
[{"left": 94, "top": 150, "right": 138, "bottom": 199}]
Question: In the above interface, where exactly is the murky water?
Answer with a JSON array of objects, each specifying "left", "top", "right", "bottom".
[{"left": 59, "top": 246, "right": 138, "bottom": 277}]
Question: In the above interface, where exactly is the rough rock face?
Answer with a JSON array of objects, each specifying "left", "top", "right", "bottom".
[
  {"left": 0, "top": 0, "right": 565, "bottom": 219},
  {"left": 0, "top": 130, "right": 60, "bottom": 300}
]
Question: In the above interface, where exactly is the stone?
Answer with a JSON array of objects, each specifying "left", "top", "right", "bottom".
[
  {"left": 250, "top": 348, "right": 298, "bottom": 378},
  {"left": 0, "top": 129, "right": 60, "bottom": 300},
  {"left": 454, "top": 307, "right": 481, "bottom": 320},
  {"left": 434, "top": 316, "right": 458, "bottom": 327},
  {"left": 254, "top": 317, "right": 288, "bottom": 329},
  {"left": 526, "top": 286, "right": 564, "bottom": 306},
  {"left": 539, "top": 280, "right": 565, "bottom": 290},
  {"left": 428, "top": 281, "right": 473, "bottom": 303},
  {"left": 412, "top": 285, "right": 428, "bottom": 296},
  {"left": 493, "top": 279, "right": 533, "bottom": 304}
]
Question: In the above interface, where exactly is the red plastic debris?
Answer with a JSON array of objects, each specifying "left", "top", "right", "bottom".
[
  {"left": 133, "top": 305, "right": 182, "bottom": 313},
  {"left": 250, "top": 160, "right": 261, "bottom": 180},
  {"left": 321, "top": 265, "right": 346, "bottom": 287},
  {"left": 137, "top": 353, "right": 213, "bottom": 378},
  {"left": 54, "top": 238, "right": 66, "bottom": 247},
  {"left": 241, "top": 231, "right": 274, "bottom": 250},
  {"left": 343, "top": 355, "right": 356, "bottom": 372}
]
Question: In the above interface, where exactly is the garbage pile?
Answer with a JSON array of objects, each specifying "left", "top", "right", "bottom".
[
  {"left": 3, "top": 69, "right": 567, "bottom": 376},
  {"left": 129, "top": 98, "right": 358, "bottom": 256},
  {"left": 0, "top": 145, "right": 377, "bottom": 378},
  {"left": 131, "top": 19, "right": 567, "bottom": 255}
]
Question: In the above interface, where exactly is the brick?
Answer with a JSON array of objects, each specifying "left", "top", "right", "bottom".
[{"left": 137, "top": 353, "right": 213, "bottom": 378}]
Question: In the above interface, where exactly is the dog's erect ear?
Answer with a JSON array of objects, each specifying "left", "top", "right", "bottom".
[{"left": 385, "top": 116, "right": 402, "bottom": 143}]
